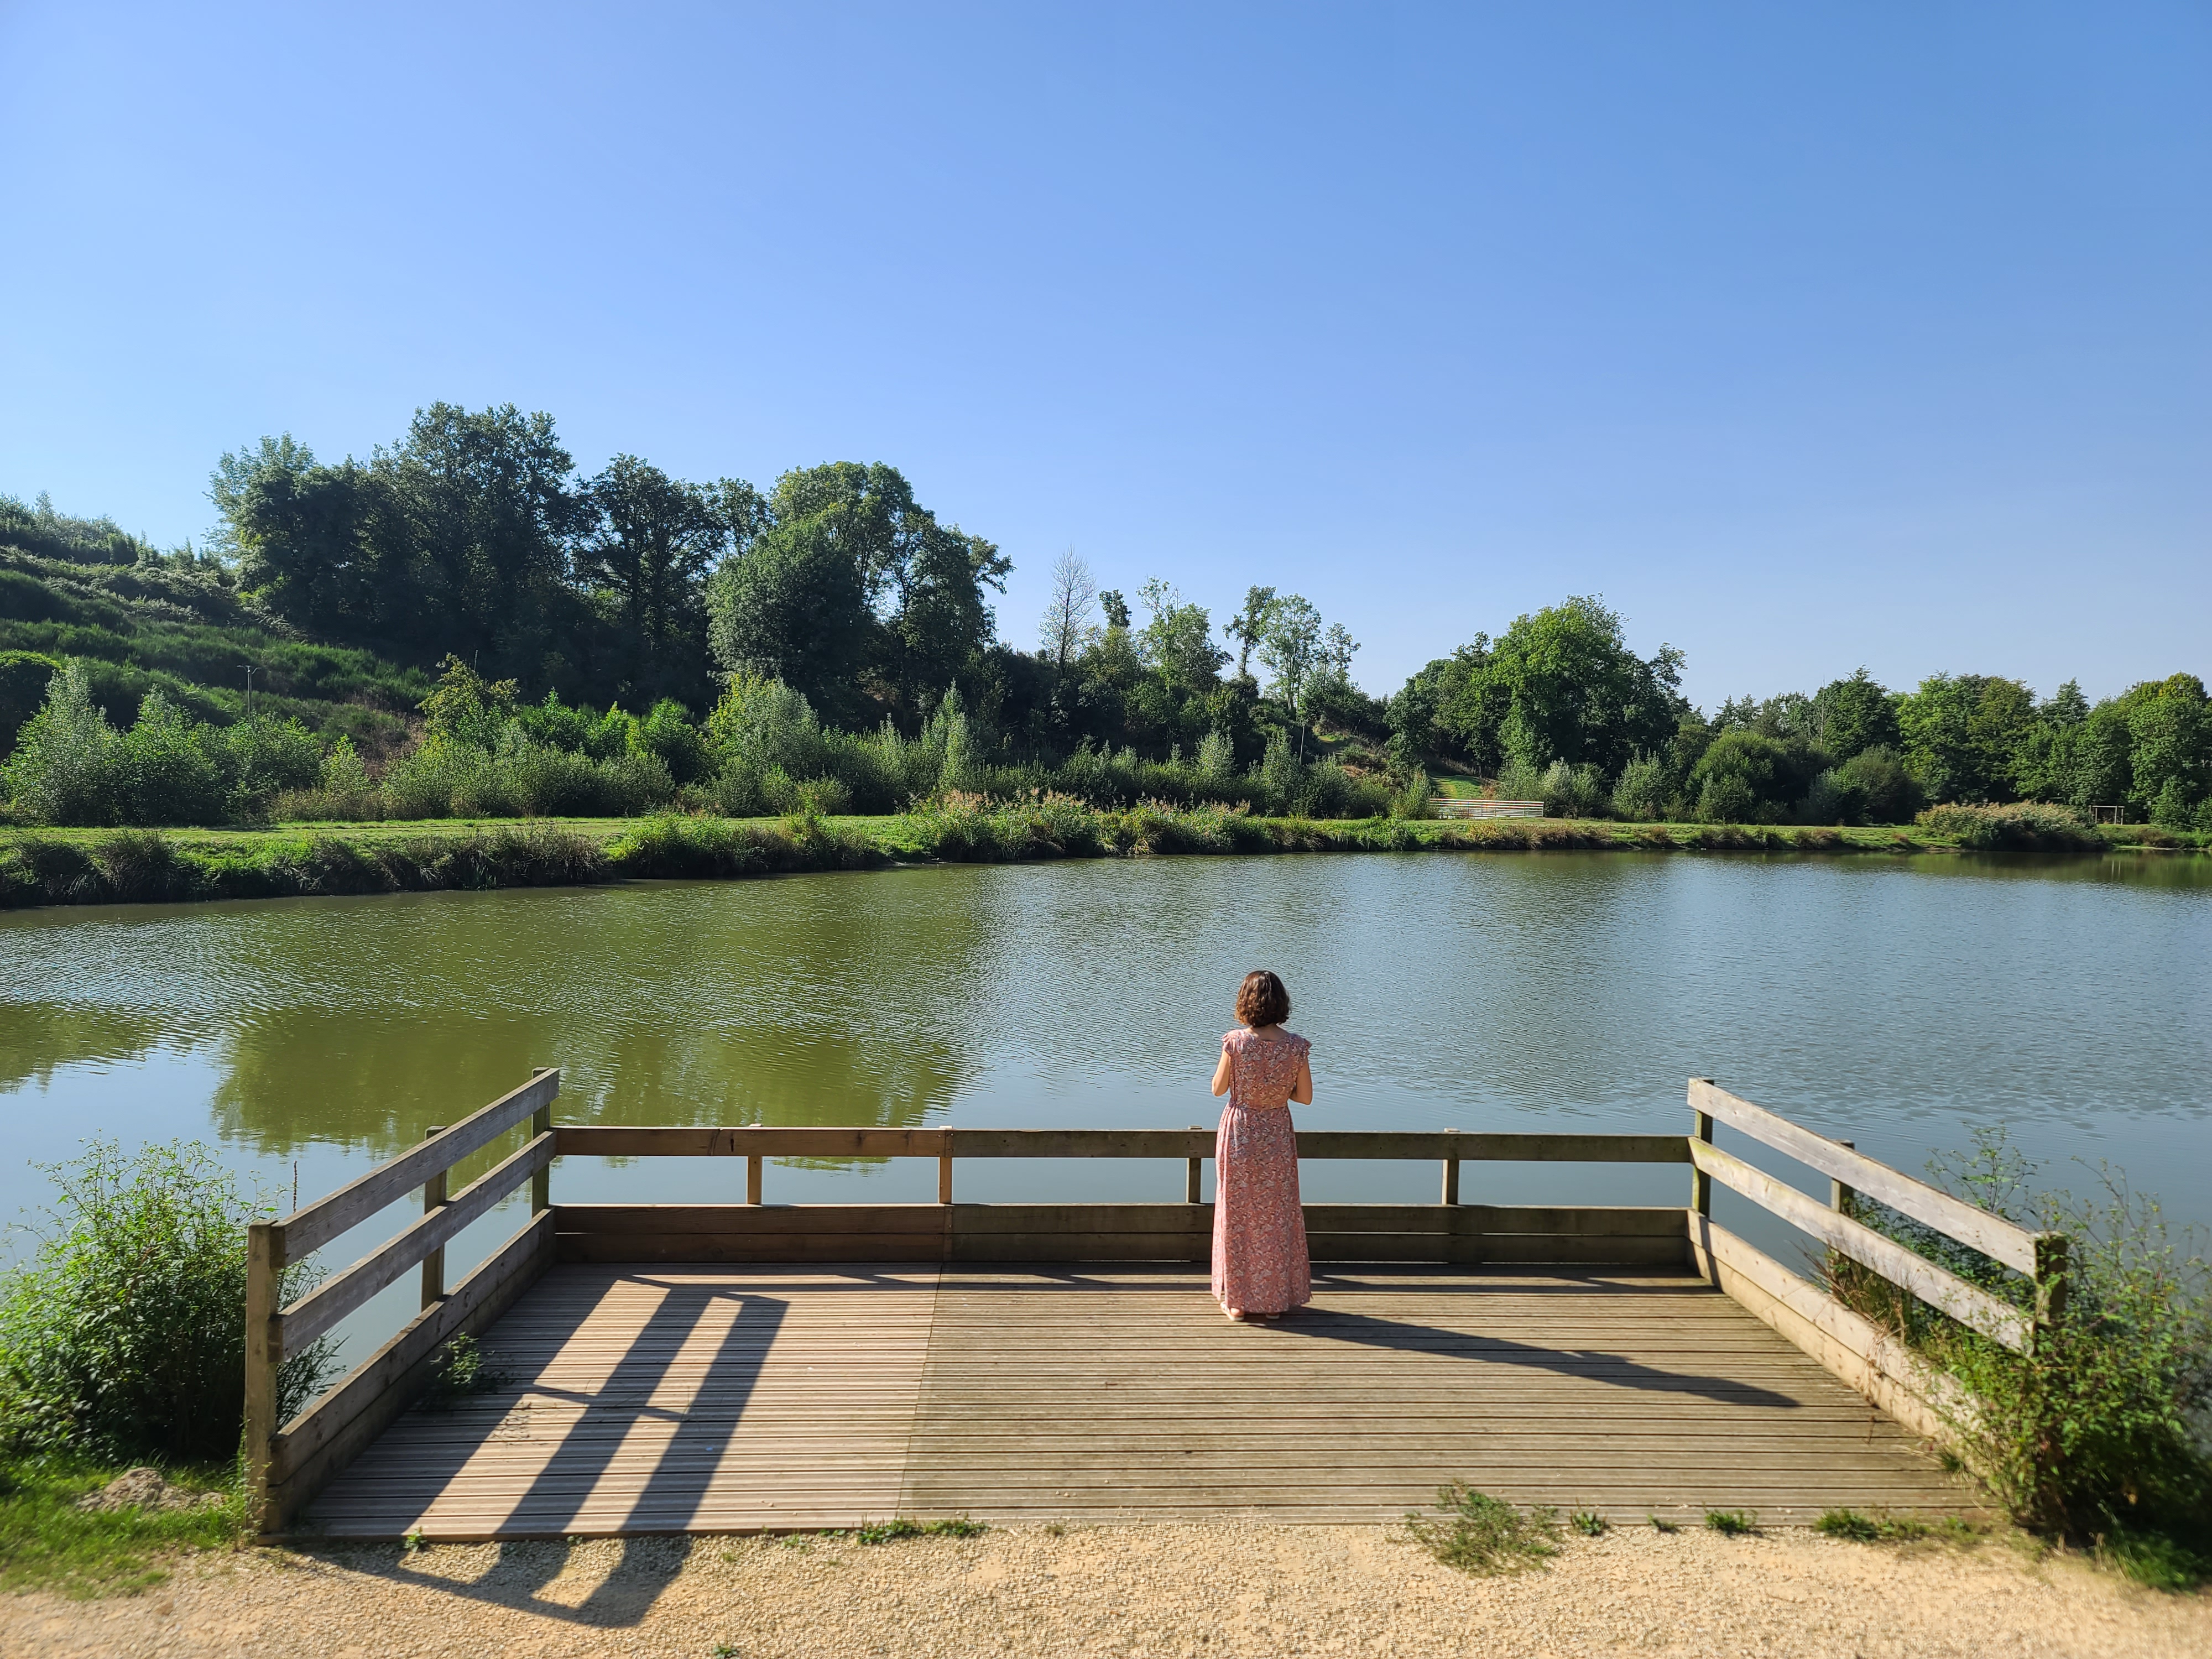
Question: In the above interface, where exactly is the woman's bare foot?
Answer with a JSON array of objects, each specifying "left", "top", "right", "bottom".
[{"left": 1225, "top": 1307, "right": 1246, "bottom": 1322}]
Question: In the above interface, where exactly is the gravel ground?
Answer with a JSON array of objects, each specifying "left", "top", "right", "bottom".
[{"left": 7, "top": 1522, "right": 2208, "bottom": 1658}]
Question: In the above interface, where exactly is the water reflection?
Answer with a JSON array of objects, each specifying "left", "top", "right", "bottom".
[{"left": 3, "top": 852, "right": 2207, "bottom": 1235}]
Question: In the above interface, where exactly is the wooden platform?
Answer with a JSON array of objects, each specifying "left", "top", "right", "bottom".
[{"left": 302, "top": 1262, "right": 1974, "bottom": 1537}]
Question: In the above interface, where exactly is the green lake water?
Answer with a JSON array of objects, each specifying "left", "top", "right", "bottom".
[{"left": 4, "top": 851, "right": 2208, "bottom": 1363}]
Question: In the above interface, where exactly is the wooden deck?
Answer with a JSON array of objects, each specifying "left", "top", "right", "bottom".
[{"left": 304, "top": 1261, "right": 1974, "bottom": 1537}]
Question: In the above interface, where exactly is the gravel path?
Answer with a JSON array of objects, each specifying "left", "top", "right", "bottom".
[{"left": 7, "top": 1523, "right": 2207, "bottom": 1658}]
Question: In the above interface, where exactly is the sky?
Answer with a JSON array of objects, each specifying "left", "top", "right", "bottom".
[{"left": 2, "top": 2, "right": 2205, "bottom": 710}]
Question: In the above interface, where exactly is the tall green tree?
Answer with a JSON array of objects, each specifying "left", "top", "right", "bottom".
[
  {"left": 1895, "top": 673, "right": 2037, "bottom": 803},
  {"left": 1809, "top": 668, "right": 1900, "bottom": 760},
  {"left": 578, "top": 456, "right": 724, "bottom": 703},
  {"left": 1431, "top": 596, "right": 1684, "bottom": 777}
]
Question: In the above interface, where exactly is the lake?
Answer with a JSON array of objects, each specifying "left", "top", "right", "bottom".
[{"left": 5, "top": 851, "right": 2208, "bottom": 1364}]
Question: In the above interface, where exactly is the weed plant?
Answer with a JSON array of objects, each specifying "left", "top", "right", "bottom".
[
  {"left": 854, "top": 1516, "right": 988, "bottom": 1544},
  {"left": 1704, "top": 1510, "right": 1759, "bottom": 1537},
  {"left": 1569, "top": 1509, "right": 1609, "bottom": 1537},
  {"left": 1406, "top": 1483, "right": 1561, "bottom": 1575},
  {"left": 416, "top": 1335, "right": 509, "bottom": 1411}
]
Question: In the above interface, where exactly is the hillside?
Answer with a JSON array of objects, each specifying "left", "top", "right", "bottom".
[{"left": 0, "top": 495, "right": 427, "bottom": 755}]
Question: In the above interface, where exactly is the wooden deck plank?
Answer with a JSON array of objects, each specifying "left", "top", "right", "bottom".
[{"left": 303, "top": 1260, "right": 1976, "bottom": 1538}]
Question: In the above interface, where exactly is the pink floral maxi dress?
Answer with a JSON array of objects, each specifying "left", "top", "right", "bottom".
[{"left": 1211, "top": 1029, "right": 1313, "bottom": 1314}]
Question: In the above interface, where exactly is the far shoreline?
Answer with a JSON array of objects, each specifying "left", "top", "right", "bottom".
[{"left": 2, "top": 808, "right": 2204, "bottom": 914}]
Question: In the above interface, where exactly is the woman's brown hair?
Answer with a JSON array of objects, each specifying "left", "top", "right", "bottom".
[{"left": 1235, "top": 970, "right": 1291, "bottom": 1030}]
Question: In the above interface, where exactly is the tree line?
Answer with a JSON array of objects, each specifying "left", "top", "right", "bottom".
[{"left": 2, "top": 401, "right": 2206, "bottom": 831}]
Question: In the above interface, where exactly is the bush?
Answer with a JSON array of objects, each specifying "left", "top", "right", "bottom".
[
  {"left": 0, "top": 1142, "right": 336, "bottom": 1464},
  {"left": 2, "top": 660, "right": 116, "bottom": 824},
  {"left": 1829, "top": 1134, "right": 2212, "bottom": 1561},
  {"left": 1538, "top": 759, "right": 1608, "bottom": 820},
  {"left": 1914, "top": 801, "right": 2098, "bottom": 852},
  {"left": 1611, "top": 752, "right": 1668, "bottom": 821},
  {"left": 1835, "top": 744, "right": 1920, "bottom": 823}
]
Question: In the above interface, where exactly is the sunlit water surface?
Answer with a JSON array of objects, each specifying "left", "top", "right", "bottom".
[{"left": 5, "top": 851, "right": 2208, "bottom": 1360}]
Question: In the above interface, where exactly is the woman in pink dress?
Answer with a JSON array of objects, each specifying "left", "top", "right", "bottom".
[{"left": 1209, "top": 969, "right": 1314, "bottom": 1322}]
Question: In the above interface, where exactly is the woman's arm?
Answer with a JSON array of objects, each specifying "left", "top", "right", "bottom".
[
  {"left": 1290, "top": 1052, "right": 1313, "bottom": 1105},
  {"left": 1211, "top": 1041, "right": 1234, "bottom": 1097}
]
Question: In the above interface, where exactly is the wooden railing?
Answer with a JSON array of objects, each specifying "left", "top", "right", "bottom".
[
  {"left": 1684, "top": 1076, "right": 2065, "bottom": 1449},
  {"left": 547, "top": 1125, "right": 1694, "bottom": 1267},
  {"left": 244, "top": 1068, "right": 560, "bottom": 1532},
  {"left": 1428, "top": 797, "right": 1544, "bottom": 820},
  {"left": 244, "top": 1070, "right": 2061, "bottom": 1530}
]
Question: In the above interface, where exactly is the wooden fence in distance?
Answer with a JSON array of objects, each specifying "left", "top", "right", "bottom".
[{"left": 1428, "top": 797, "right": 1545, "bottom": 820}]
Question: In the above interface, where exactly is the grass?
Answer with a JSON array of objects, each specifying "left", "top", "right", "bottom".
[
  {"left": 5, "top": 806, "right": 2185, "bottom": 912},
  {"left": 1406, "top": 1483, "right": 1562, "bottom": 1575},
  {"left": 0, "top": 1455, "right": 241, "bottom": 1598},
  {"left": 853, "top": 1516, "right": 988, "bottom": 1544},
  {"left": 1647, "top": 1515, "right": 1681, "bottom": 1533},
  {"left": 1704, "top": 1509, "right": 1760, "bottom": 1537},
  {"left": 2101, "top": 1528, "right": 2212, "bottom": 1593}
]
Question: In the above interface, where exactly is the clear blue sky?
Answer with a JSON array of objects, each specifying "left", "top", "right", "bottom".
[{"left": 3, "top": 2, "right": 2205, "bottom": 709}]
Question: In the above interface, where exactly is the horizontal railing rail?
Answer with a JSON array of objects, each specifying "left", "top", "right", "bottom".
[
  {"left": 244, "top": 1067, "right": 560, "bottom": 1532},
  {"left": 1687, "top": 1078, "right": 2062, "bottom": 1354},
  {"left": 550, "top": 1125, "right": 1689, "bottom": 1160},
  {"left": 553, "top": 1124, "right": 1692, "bottom": 1209},
  {"left": 1428, "top": 797, "right": 1544, "bottom": 819}
]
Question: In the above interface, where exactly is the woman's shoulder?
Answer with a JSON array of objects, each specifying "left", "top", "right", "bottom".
[{"left": 1283, "top": 1029, "right": 1311, "bottom": 1053}]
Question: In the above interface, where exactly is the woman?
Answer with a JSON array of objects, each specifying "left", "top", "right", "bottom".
[{"left": 1209, "top": 969, "right": 1313, "bottom": 1322}]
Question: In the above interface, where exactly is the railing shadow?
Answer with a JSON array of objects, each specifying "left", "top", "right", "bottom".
[
  {"left": 1274, "top": 1306, "right": 1803, "bottom": 1407},
  {"left": 337, "top": 1277, "right": 786, "bottom": 1626}
]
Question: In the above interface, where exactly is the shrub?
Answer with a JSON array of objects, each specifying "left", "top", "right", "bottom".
[
  {"left": 1538, "top": 759, "right": 1608, "bottom": 820},
  {"left": 2, "top": 660, "right": 116, "bottom": 825},
  {"left": 1914, "top": 801, "right": 2098, "bottom": 852},
  {"left": 1836, "top": 744, "right": 1920, "bottom": 823},
  {"left": 1196, "top": 726, "right": 1236, "bottom": 778},
  {"left": 0, "top": 1141, "right": 335, "bottom": 1463},
  {"left": 1389, "top": 768, "right": 1433, "bottom": 821},
  {"left": 105, "top": 693, "right": 228, "bottom": 826},
  {"left": 1829, "top": 1133, "right": 2212, "bottom": 1560},
  {"left": 1611, "top": 752, "right": 1668, "bottom": 821},
  {"left": 1494, "top": 756, "right": 1545, "bottom": 805}
]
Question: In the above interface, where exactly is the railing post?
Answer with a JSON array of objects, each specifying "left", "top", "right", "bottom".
[
  {"left": 2032, "top": 1234, "right": 2069, "bottom": 1348},
  {"left": 1690, "top": 1081, "right": 1714, "bottom": 1219},
  {"left": 1187, "top": 1126, "right": 1203, "bottom": 1204},
  {"left": 747, "top": 1153, "right": 763, "bottom": 1205},
  {"left": 530, "top": 1065, "right": 554, "bottom": 1215},
  {"left": 938, "top": 1127, "right": 954, "bottom": 1205},
  {"left": 243, "top": 1220, "right": 282, "bottom": 1533},
  {"left": 1830, "top": 1140, "right": 1856, "bottom": 1220},
  {"left": 420, "top": 1126, "right": 447, "bottom": 1309},
  {"left": 1441, "top": 1128, "right": 1460, "bottom": 1206}
]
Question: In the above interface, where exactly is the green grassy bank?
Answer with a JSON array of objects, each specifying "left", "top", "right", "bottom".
[{"left": 2, "top": 800, "right": 2202, "bottom": 912}]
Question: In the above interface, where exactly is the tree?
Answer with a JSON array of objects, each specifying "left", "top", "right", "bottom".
[
  {"left": 1039, "top": 550, "right": 1099, "bottom": 679},
  {"left": 1895, "top": 673, "right": 2037, "bottom": 803},
  {"left": 1809, "top": 669, "right": 1900, "bottom": 761},
  {"left": 1099, "top": 589, "right": 1131, "bottom": 629},
  {"left": 1223, "top": 586, "right": 1276, "bottom": 679},
  {"left": 1436, "top": 596, "right": 1684, "bottom": 778},
  {"left": 578, "top": 456, "right": 725, "bottom": 703},
  {"left": 704, "top": 462, "right": 1009, "bottom": 726},
  {"left": 1256, "top": 594, "right": 1324, "bottom": 758},
  {"left": 1136, "top": 578, "right": 1228, "bottom": 698},
  {"left": 706, "top": 516, "right": 874, "bottom": 717},
  {"left": 368, "top": 403, "right": 587, "bottom": 675}
]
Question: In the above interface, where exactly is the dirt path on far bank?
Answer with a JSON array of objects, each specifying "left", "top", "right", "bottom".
[{"left": 7, "top": 1522, "right": 2207, "bottom": 1658}]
